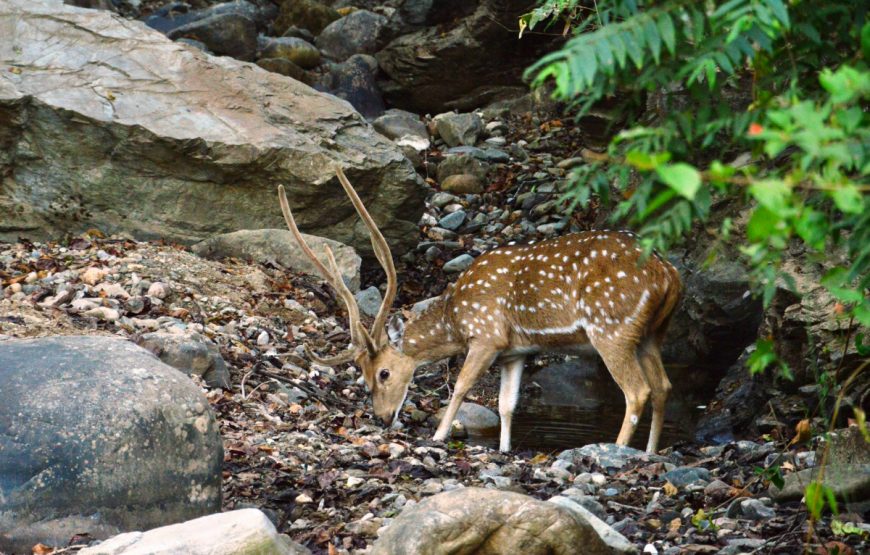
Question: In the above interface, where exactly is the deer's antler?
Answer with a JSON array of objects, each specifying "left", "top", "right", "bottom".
[{"left": 277, "top": 169, "right": 397, "bottom": 363}]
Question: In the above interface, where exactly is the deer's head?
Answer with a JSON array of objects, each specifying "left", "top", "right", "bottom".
[{"left": 278, "top": 169, "right": 417, "bottom": 426}]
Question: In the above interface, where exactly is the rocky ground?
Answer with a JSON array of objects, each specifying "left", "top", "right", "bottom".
[
  {"left": 2, "top": 1, "right": 868, "bottom": 553},
  {"left": 2, "top": 110, "right": 868, "bottom": 555}
]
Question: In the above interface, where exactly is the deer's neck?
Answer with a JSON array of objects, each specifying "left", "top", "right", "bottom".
[{"left": 402, "top": 296, "right": 464, "bottom": 365}]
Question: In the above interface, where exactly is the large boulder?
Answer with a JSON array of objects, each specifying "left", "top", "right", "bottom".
[
  {"left": 80, "top": 509, "right": 311, "bottom": 555},
  {"left": 191, "top": 228, "right": 362, "bottom": 291},
  {"left": 316, "top": 10, "right": 389, "bottom": 61},
  {"left": 0, "top": 336, "right": 223, "bottom": 553},
  {"left": 375, "top": 0, "right": 562, "bottom": 113},
  {"left": 165, "top": 12, "right": 258, "bottom": 60},
  {"left": 0, "top": 0, "right": 425, "bottom": 259},
  {"left": 274, "top": 0, "right": 340, "bottom": 36},
  {"left": 372, "top": 487, "right": 633, "bottom": 554}
]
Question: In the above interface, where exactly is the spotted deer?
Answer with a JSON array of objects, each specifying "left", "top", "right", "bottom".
[{"left": 278, "top": 169, "right": 683, "bottom": 452}]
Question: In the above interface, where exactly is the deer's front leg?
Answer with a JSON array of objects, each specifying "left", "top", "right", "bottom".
[
  {"left": 498, "top": 356, "right": 525, "bottom": 452},
  {"left": 433, "top": 343, "right": 498, "bottom": 442}
]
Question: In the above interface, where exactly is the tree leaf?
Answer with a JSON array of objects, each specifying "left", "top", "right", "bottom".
[
  {"left": 748, "top": 179, "right": 791, "bottom": 212},
  {"left": 832, "top": 184, "right": 864, "bottom": 214},
  {"left": 657, "top": 13, "right": 676, "bottom": 55},
  {"left": 656, "top": 163, "right": 702, "bottom": 199}
]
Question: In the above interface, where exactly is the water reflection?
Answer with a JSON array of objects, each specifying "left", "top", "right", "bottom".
[{"left": 467, "top": 357, "right": 718, "bottom": 452}]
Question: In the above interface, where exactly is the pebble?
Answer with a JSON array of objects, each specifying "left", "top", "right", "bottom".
[
  {"left": 437, "top": 210, "right": 466, "bottom": 231},
  {"left": 427, "top": 227, "right": 458, "bottom": 241},
  {"left": 256, "top": 330, "right": 270, "bottom": 346},
  {"left": 442, "top": 254, "right": 474, "bottom": 273},
  {"left": 147, "top": 282, "right": 168, "bottom": 299},
  {"left": 440, "top": 174, "right": 484, "bottom": 194},
  {"left": 429, "top": 192, "right": 460, "bottom": 208},
  {"left": 81, "top": 267, "right": 106, "bottom": 285},
  {"left": 82, "top": 306, "right": 120, "bottom": 321}
]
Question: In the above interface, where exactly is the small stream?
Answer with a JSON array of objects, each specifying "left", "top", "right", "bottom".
[{"left": 467, "top": 358, "right": 721, "bottom": 452}]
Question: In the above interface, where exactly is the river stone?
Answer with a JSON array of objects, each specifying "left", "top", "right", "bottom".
[
  {"left": 316, "top": 10, "right": 388, "bottom": 61},
  {"left": 662, "top": 466, "right": 711, "bottom": 488},
  {"left": 442, "top": 253, "right": 475, "bottom": 273},
  {"left": 547, "top": 496, "right": 636, "bottom": 554},
  {"left": 256, "top": 57, "right": 311, "bottom": 82},
  {"left": 558, "top": 443, "right": 669, "bottom": 472},
  {"left": 373, "top": 109, "right": 428, "bottom": 142},
  {"left": 441, "top": 174, "right": 484, "bottom": 194},
  {"left": 258, "top": 36, "right": 321, "bottom": 69},
  {"left": 435, "top": 401, "right": 499, "bottom": 433},
  {"left": 79, "top": 509, "right": 311, "bottom": 555},
  {"left": 0, "top": 0, "right": 425, "bottom": 259},
  {"left": 191, "top": 229, "right": 361, "bottom": 291},
  {"left": 318, "top": 54, "right": 385, "bottom": 118},
  {"left": 145, "top": 1, "right": 276, "bottom": 35},
  {"left": 437, "top": 210, "right": 466, "bottom": 231},
  {"left": 274, "top": 0, "right": 339, "bottom": 35},
  {"left": 434, "top": 112, "right": 483, "bottom": 147},
  {"left": 0, "top": 336, "right": 223, "bottom": 554},
  {"left": 166, "top": 12, "right": 257, "bottom": 61},
  {"left": 136, "top": 331, "right": 231, "bottom": 389},
  {"left": 436, "top": 154, "right": 488, "bottom": 182},
  {"left": 372, "top": 487, "right": 631, "bottom": 555}
]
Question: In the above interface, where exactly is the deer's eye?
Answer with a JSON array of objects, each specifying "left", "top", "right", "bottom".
[{"left": 379, "top": 369, "right": 390, "bottom": 381}]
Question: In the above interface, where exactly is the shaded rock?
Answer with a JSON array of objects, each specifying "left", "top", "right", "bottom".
[
  {"left": 434, "top": 112, "right": 483, "bottom": 147},
  {"left": 695, "top": 347, "right": 770, "bottom": 444},
  {"left": 0, "top": 1, "right": 425, "bottom": 258},
  {"left": 436, "top": 154, "right": 488, "bottom": 182},
  {"left": 166, "top": 12, "right": 258, "bottom": 60},
  {"left": 662, "top": 466, "right": 711, "bottom": 488},
  {"left": 258, "top": 36, "right": 321, "bottom": 69},
  {"left": 770, "top": 464, "right": 870, "bottom": 505},
  {"left": 441, "top": 174, "right": 484, "bottom": 194},
  {"left": 176, "top": 38, "right": 210, "bottom": 52},
  {"left": 372, "top": 109, "right": 428, "bottom": 142},
  {"left": 355, "top": 285, "right": 383, "bottom": 318},
  {"left": 274, "top": 0, "right": 340, "bottom": 35},
  {"left": 666, "top": 257, "right": 761, "bottom": 366},
  {"left": 442, "top": 253, "right": 475, "bottom": 273},
  {"left": 191, "top": 229, "right": 361, "bottom": 291},
  {"left": 256, "top": 57, "right": 311, "bottom": 82},
  {"left": 373, "top": 487, "right": 631, "bottom": 555},
  {"left": 376, "top": 0, "right": 560, "bottom": 113},
  {"left": 79, "top": 509, "right": 311, "bottom": 555},
  {"left": 136, "top": 331, "right": 230, "bottom": 388},
  {"left": 316, "top": 10, "right": 388, "bottom": 61},
  {"left": 436, "top": 401, "right": 499, "bottom": 433},
  {"left": 145, "top": 1, "right": 275, "bottom": 35},
  {"left": 0, "top": 336, "right": 222, "bottom": 554},
  {"left": 318, "top": 54, "right": 385, "bottom": 118}
]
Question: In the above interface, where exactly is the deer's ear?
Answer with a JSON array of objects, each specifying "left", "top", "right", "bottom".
[{"left": 387, "top": 313, "right": 405, "bottom": 348}]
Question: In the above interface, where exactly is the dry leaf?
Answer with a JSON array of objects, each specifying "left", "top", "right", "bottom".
[
  {"left": 668, "top": 517, "right": 682, "bottom": 534},
  {"left": 663, "top": 481, "right": 678, "bottom": 496},
  {"left": 32, "top": 544, "right": 54, "bottom": 555},
  {"left": 789, "top": 418, "right": 812, "bottom": 447},
  {"left": 529, "top": 453, "right": 549, "bottom": 465}
]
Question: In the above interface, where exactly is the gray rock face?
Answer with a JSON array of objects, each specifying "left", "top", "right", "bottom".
[
  {"left": 166, "top": 12, "right": 258, "bottom": 60},
  {"left": 434, "top": 112, "right": 483, "bottom": 147},
  {"left": 373, "top": 487, "right": 632, "bottom": 555},
  {"left": 136, "top": 331, "right": 230, "bottom": 388},
  {"left": 770, "top": 464, "right": 870, "bottom": 506},
  {"left": 79, "top": 509, "right": 312, "bottom": 555},
  {"left": 0, "top": 0, "right": 425, "bottom": 259},
  {"left": 191, "top": 229, "right": 361, "bottom": 291},
  {"left": 316, "top": 10, "right": 388, "bottom": 61},
  {"left": 442, "top": 253, "right": 475, "bottom": 272},
  {"left": 0, "top": 336, "right": 223, "bottom": 553},
  {"left": 376, "top": 0, "right": 560, "bottom": 112}
]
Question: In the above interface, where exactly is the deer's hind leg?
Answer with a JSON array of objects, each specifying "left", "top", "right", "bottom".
[
  {"left": 592, "top": 338, "right": 651, "bottom": 447},
  {"left": 638, "top": 339, "right": 671, "bottom": 453}
]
